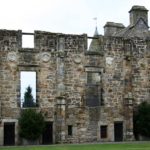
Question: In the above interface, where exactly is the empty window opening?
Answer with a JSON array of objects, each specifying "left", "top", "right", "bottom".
[
  {"left": 68, "top": 125, "right": 73, "bottom": 136},
  {"left": 100, "top": 125, "right": 107, "bottom": 138},
  {"left": 20, "top": 71, "right": 36, "bottom": 107},
  {"left": 87, "top": 38, "right": 92, "bottom": 50},
  {"left": 22, "top": 34, "right": 34, "bottom": 48}
]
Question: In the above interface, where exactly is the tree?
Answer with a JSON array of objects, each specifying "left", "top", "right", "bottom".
[
  {"left": 23, "top": 86, "right": 36, "bottom": 107},
  {"left": 133, "top": 101, "right": 150, "bottom": 139},
  {"left": 19, "top": 109, "right": 45, "bottom": 140}
]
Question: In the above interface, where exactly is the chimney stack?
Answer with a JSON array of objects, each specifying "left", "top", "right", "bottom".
[
  {"left": 104, "top": 22, "right": 125, "bottom": 36},
  {"left": 129, "top": 5, "right": 148, "bottom": 26}
]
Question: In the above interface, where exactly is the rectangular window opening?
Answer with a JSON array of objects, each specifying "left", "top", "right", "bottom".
[
  {"left": 22, "top": 34, "right": 34, "bottom": 48},
  {"left": 100, "top": 125, "right": 107, "bottom": 139},
  {"left": 101, "top": 88, "right": 104, "bottom": 106},
  {"left": 20, "top": 71, "right": 36, "bottom": 107},
  {"left": 68, "top": 125, "right": 73, "bottom": 136},
  {"left": 87, "top": 39, "right": 92, "bottom": 50}
]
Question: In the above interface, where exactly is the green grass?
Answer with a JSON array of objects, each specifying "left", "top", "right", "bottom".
[{"left": 1, "top": 143, "right": 150, "bottom": 150}]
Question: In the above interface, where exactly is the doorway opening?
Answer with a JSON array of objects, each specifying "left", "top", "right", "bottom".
[
  {"left": 42, "top": 122, "right": 53, "bottom": 144},
  {"left": 114, "top": 122, "right": 123, "bottom": 141},
  {"left": 4, "top": 122, "right": 15, "bottom": 146}
]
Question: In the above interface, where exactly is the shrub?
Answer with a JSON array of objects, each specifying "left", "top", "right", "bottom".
[
  {"left": 19, "top": 109, "right": 45, "bottom": 140},
  {"left": 133, "top": 101, "right": 150, "bottom": 139}
]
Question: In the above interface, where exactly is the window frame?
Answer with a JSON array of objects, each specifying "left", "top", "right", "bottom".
[{"left": 20, "top": 71, "right": 37, "bottom": 108}]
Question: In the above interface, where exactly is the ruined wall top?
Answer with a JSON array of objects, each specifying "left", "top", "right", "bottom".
[{"left": 0, "top": 30, "right": 87, "bottom": 52}]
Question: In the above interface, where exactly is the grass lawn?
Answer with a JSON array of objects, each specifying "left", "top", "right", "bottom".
[{"left": 0, "top": 142, "right": 150, "bottom": 150}]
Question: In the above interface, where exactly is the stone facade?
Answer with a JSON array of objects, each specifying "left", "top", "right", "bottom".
[{"left": 0, "top": 5, "right": 150, "bottom": 145}]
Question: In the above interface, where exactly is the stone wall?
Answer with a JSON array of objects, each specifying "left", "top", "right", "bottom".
[
  {"left": 103, "top": 36, "right": 150, "bottom": 141},
  {"left": 0, "top": 30, "right": 21, "bottom": 119},
  {"left": 0, "top": 30, "right": 88, "bottom": 145},
  {"left": 103, "top": 37, "right": 125, "bottom": 141}
]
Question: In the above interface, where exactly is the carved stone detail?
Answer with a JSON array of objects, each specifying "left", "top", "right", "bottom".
[
  {"left": 7, "top": 52, "right": 17, "bottom": 62},
  {"left": 74, "top": 54, "right": 82, "bottom": 64},
  {"left": 41, "top": 52, "right": 50, "bottom": 62}
]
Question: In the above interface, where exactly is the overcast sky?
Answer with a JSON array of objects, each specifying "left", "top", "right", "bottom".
[{"left": 0, "top": 0, "right": 150, "bottom": 36}]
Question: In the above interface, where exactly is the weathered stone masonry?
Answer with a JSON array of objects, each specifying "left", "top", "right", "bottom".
[{"left": 0, "top": 5, "right": 150, "bottom": 145}]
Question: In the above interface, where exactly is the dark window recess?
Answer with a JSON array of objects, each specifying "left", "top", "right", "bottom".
[
  {"left": 85, "top": 84, "right": 100, "bottom": 107},
  {"left": 87, "top": 72, "right": 92, "bottom": 83},
  {"left": 100, "top": 88, "right": 104, "bottom": 106},
  {"left": 86, "top": 72, "right": 102, "bottom": 107},
  {"left": 68, "top": 125, "right": 73, "bottom": 136},
  {"left": 101, "top": 125, "right": 107, "bottom": 138}
]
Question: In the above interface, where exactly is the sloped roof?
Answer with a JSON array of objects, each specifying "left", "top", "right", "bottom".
[{"left": 114, "top": 18, "right": 150, "bottom": 38}]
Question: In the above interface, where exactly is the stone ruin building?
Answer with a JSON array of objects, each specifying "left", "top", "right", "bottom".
[{"left": 0, "top": 5, "right": 150, "bottom": 145}]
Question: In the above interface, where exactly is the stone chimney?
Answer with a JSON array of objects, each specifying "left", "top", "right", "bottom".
[
  {"left": 104, "top": 22, "right": 125, "bottom": 36},
  {"left": 129, "top": 5, "right": 148, "bottom": 26}
]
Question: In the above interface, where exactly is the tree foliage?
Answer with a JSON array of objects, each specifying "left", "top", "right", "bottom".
[
  {"left": 23, "top": 86, "right": 36, "bottom": 107},
  {"left": 133, "top": 101, "right": 150, "bottom": 138},
  {"left": 19, "top": 109, "right": 45, "bottom": 140}
]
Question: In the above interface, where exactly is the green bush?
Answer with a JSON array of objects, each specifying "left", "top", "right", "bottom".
[
  {"left": 133, "top": 101, "right": 150, "bottom": 139},
  {"left": 19, "top": 109, "right": 45, "bottom": 140}
]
